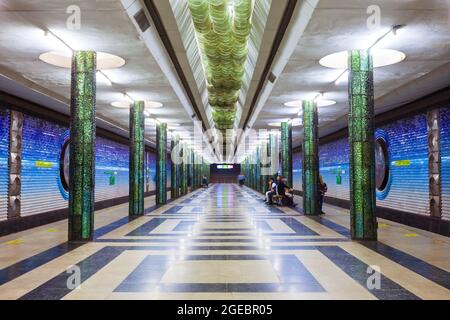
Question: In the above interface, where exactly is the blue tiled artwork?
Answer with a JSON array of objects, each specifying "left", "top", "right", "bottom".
[
  {"left": 441, "top": 107, "right": 450, "bottom": 220},
  {"left": 0, "top": 107, "right": 9, "bottom": 220},
  {"left": 293, "top": 152, "right": 302, "bottom": 191},
  {"left": 315, "top": 113, "right": 430, "bottom": 215},
  {"left": 146, "top": 151, "right": 157, "bottom": 192},
  {"left": 13, "top": 112, "right": 158, "bottom": 217}
]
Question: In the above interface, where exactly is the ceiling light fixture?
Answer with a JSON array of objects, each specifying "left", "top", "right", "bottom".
[
  {"left": 111, "top": 101, "right": 130, "bottom": 109},
  {"left": 39, "top": 50, "right": 126, "bottom": 70},
  {"left": 321, "top": 24, "right": 407, "bottom": 92},
  {"left": 145, "top": 101, "right": 163, "bottom": 109},
  {"left": 319, "top": 49, "right": 405, "bottom": 69},
  {"left": 285, "top": 97, "right": 336, "bottom": 109},
  {"left": 268, "top": 118, "right": 302, "bottom": 127}
]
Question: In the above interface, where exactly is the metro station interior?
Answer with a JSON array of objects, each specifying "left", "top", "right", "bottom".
[{"left": 0, "top": 0, "right": 449, "bottom": 302}]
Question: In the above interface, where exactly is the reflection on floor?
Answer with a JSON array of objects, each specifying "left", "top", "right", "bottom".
[{"left": 0, "top": 184, "right": 449, "bottom": 300}]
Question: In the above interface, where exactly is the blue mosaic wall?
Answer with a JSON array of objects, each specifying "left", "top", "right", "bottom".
[
  {"left": 95, "top": 136, "right": 129, "bottom": 202},
  {"left": 293, "top": 152, "right": 302, "bottom": 191},
  {"left": 0, "top": 108, "right": 9, "bottom": 220},
  {"left": 19, "top": 113, "right": 157, "bottom": 217},
  {"left": 441, "top": 107, "right": 450, "bottom": 220},
  {"left": 167, "top": 156, "right": 172, "bottom": 189},
  {"left": 21, "top": 115, "right": 68, "bottom": 216},
  {"left": 318, "top": 138, "right": 351, "bottom": 201},
  {"left": 316, "top": 113, "right": 429, "bottom": 215},
  {"left": 146, "top": 151, "right": 157, "bottom": 192}
]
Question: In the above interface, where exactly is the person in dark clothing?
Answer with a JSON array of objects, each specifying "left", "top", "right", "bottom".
[
  {"left": 202, "top": 175, "right": 209, "bottom": 188},
  {"left": 275, "top": 176, "right": 286, "bottom": 197},
  {"left": 238, "top": 173, "right": 245, "bottom": 186},
  {"left": 318, "top": 175, "right": 328, "bottom": 214}
]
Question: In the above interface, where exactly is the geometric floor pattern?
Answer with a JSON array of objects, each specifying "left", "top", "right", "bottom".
[{"left": 0, "top": 184, "right": 449, "bottom": 300}]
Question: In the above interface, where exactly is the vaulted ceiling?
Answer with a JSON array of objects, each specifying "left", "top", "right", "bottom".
[{"left": 0, "top": 0, "right": 449, "bottom": 161}]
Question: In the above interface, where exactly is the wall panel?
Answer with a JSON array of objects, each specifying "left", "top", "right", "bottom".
[
  {"left": 316, "top": 113, "right": 429, "bottom": 215},
  {"left": 21, "top": 115, "right": 67, "bottom": 216},
  {"left": 441, "top": 107, "right": 450, "bottom": 220},
  {"left": 293, "top": 152, "right": 302, "bottom": 191},
  {"left": 94, "top": 137, "right": 129, "bottom": 202},
  {"left": 19, "top": 113, "right": 158, "bottom": 217},
  {"left": 0, "top": 107, "right": 9, "bottom": 220}
]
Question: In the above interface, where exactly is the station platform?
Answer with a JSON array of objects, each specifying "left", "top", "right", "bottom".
[{"left": 0, "top": 184, "right": 448, "bottom": 300}]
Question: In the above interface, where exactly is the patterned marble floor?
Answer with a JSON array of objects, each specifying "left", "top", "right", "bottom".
[{"left": 0, "top": 184, "right": 449, "bottom": 300}]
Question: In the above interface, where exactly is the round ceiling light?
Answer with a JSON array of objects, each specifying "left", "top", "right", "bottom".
[
  {"left": 316, "top": 99, "right": 337, "bottom": 107},
  {"left": 319, "top": 49, "right": 406, "bottom": 69},
  {"left": 145, "top": 101, "right": 163, "bottom": 109},
  {"left": 285, "top": 99, "right": 336, "bottom": 108},
  {"left": 168, "top": 124, "right": 181, "bottom": 130},
  {"left": 39, "top": 51, "right": 126, "bottom": 70},
  {"left": 284, "top": 100, "right": 302, "bottom": 108},
  {"left": 111, "top": 101, "right": 130, "bottom": 109},
  {"left": 268, "top": 118, "right": 303, "bottom": 127}
]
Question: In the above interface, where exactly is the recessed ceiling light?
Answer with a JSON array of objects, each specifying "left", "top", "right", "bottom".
[
  {"left": 284, "top": 101, "right": 302, "bottom": 108},
  {"left": 39, "top": 51, "right": 126, "bottom": 70},
  {"left": 111, "top": 101, "right": 130, "bottom": 109},
  {"left": 168, "top": 124, "right": 181, "bottom": 130},
  {"left": 316, "top": 99, "right": 337, "bottom": 107},
  {"left": 284, "top": 99, "right": 336, "bottom": 108},
  {"left": 319, "top": 49, "right": 406, "bottom": 69},
  {"left": 268, "top": 119, "right": 303, "bottom": 127},
  {"left": 145, "top": 101, "right": 163, "bottom": 109}
]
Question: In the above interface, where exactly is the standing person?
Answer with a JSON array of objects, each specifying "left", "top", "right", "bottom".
[
  {"left": 265, "top": 178, "right": 276, "bottom": 205},
  {"left": 238, "top": 173, "right": 245, "bottom": 186},
  {"left": 202, "top": 175, "right": 209, "bottom": 188},
  {"left": 318, "top": 175, "right": 328, "bottom": 214}
]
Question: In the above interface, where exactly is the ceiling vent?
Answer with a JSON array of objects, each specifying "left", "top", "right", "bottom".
[
  {"left": 268, "top": 72, "right": 277, "bottom": 83},
  {"left": 134, "top": 9, "right": 151, "bottom": 33}
]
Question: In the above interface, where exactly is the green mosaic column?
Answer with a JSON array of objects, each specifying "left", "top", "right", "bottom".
[
  {"left": 253, "top": 150, "right": 258, "bottom": 190},
  {"left": 129, "top": 101, "right": 145, "bottom": 216},
  {"left": 348, "top": 49, "right": 377, "bottom": 240},
  {"left": 256, "top": 145, "right": 262, "bottom": 193},
  {"left": 188, "top": 148, "right": 194, "bottom": 191},
  {"left": 260, "top": 141, "right": 268, "bottom": 193},
  {"left": 269, "top": 132, "right": 278, "bottom": 178},
  {"left": 171, "top": 136, "right": 180, "bottom": 200},
  {"left": 281, "top": 122, "right": 293, "bottom": 186},
  {"left": 250, "top": 152, "right": 255, "bottom": 189},
  {"left": 68, "top": 51, "right": 96, "bottom": 242},
  {"left": 302, "top": 100, "right": 320, "bottom": 215},
  {"left": 194, "top": 153, "right": 200, "bottom": 189},
  {"left": 156, "top": 122, "right": 167, "bottom": 205},
  {"left": 181, "top": 143, "right": 188, "bottom": 195}
]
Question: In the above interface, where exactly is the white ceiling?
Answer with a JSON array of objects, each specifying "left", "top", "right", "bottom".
[
  {"left": 0, "top": 0, "right": 195, "bottom": 146},
  {"left": 253, "top": 0, "right": 450, "bottom": 147},
  {"left": 0, "top": 0, "right": 449, "bottom": 154}
]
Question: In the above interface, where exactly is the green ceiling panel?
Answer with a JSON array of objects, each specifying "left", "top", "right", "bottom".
[{"left": 188, "top": 0, "right": 254, "bottom": 132}]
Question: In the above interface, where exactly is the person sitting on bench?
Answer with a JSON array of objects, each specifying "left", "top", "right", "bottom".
[
  {"left": 273, "top": 175, "right": 286, "bottom": 205},
  {"left": 274, "top": 176, "right": 296, "bottom": 207},
  {"left": 265, "top": 177, "right": 276, "bottom": 205}
]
